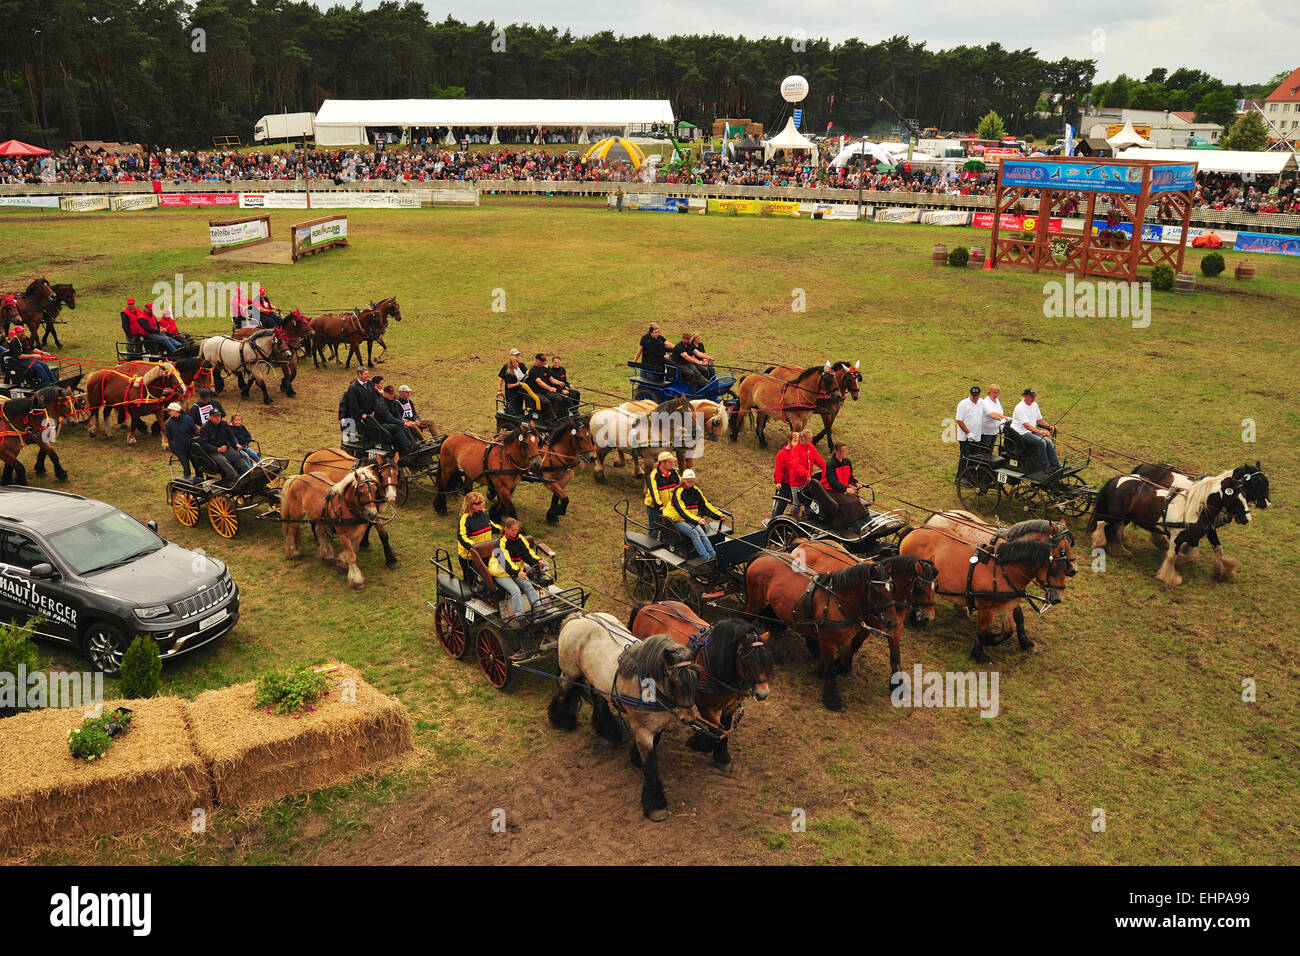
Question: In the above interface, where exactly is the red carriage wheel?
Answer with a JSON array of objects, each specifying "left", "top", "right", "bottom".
[
  {"left": 434, "top": 599, "right": 468, "bottom": 659},
  {"left": 476, "top": 625, "right": 512, "bottom": 689}
]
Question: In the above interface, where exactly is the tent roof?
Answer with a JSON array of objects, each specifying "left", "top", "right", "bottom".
[
  {"left": 765, "top": 116, "right": 816, "bottom": 150},
  {"left": 1107, "top": 122, "right": 1154, "bottom": 149},
  {"left": 313, "top": 98, "right": 675, "bottom": 129},
  {"left": 1118, "top": 147, "right": 1296, "bottom": 176},
  {"left": 0, "top": 139, "right": 50, "bottom": 157}
]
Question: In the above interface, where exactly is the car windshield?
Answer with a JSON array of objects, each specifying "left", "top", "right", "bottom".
[{"left": 46, "top": 510, "right": 162, "bottom": 575}]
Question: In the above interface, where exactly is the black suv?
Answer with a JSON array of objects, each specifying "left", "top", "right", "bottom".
[{"left": 0, "top": 486, "right": 239, "bottom": 674}]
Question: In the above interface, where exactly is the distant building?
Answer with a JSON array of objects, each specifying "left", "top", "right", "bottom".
[{"left": 1261, "top": 67, "right": 1300, "bottom": 143}]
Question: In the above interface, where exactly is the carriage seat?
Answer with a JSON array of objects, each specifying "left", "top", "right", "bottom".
[
  {"left": 187, "top": 441, "right": 225, "bottom": 481},
  {"left": 998, "top": 423, "right": 1034, "bottom": 467}
]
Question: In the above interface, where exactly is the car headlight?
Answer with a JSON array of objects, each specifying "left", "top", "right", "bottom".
[{"left": 135, "top": 605, "right": 172, "bottom": 621}]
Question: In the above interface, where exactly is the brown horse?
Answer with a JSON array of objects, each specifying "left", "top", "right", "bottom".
[
  {"left": 280, "top": 465, "right": 383, "bottom": 589},
  {"left": 783, "top": 539, "right": 938, "bottom": 686},
  {"left": 729, "top": 364, "right": 839, "bottom": 448},
  {"left": 117, "top": 356, "right": 213, "bottom": 438},
  {"left": 29, "top": 283, "right": 76, "bottom": 349},
  {"left": 234, "top": 311, "right": 310, "bottom": 397},
  {"left": 300, "top": 447, "right": 403, "bottom": 569},
  {"left": 0, "top": 386, "right": 81, "bottom": 484},
  {"left": 84, "top": 361, "right": 188, "bottom": 447},
  {"left": 309, "top": 296, "right": 401, "bottom": 369},
  {"left": 536, "top": 415, "right": 597, "bottom": 523},
  {"left": 433, "top": 423, "right": 544, "bottom": 521},
  {"left": 900, "top": 516, "right": 1078, "bottom": 662},
  {"left": 1, "top": 279, "right": 55, "bottom": 337},
  {"left": 744, "top": 554, "right": 898, "bottom": 711},
  {"left": 626, "top": 602, "right": 773, "bottom": 772},
  {"left": 766, "top": 360, "right": 860, "bottom": 450}
]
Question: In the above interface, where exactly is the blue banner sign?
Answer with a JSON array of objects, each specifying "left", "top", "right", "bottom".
[
  {"left": 1001, "top": 160, "right": 1145, "bottom": 194},
  {"left": 1096, "top": 222, "right": 1163, "bottom": 241},
  {"left": 1150, "top": 163, "right": 1197, "bottom": 193},
  {"left": 1233, "top": 232, "right": 1300, "bottom": 256}
]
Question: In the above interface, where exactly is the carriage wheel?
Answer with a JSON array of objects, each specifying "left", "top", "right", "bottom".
[
  {"left": 394, "top": 473, "right": 411, "bottom": 507},
  {"left": 1003, "top": 481, "right": 1044, "bottom": 518},
  {"left": 1052, "top": 474, "right": 1093, "bottom": 518},
  {"left": 662, "top": 571, "right": 704, "bottom": 615},
  {"left": 475, "top": 625, "right": 512, "bottom": 689},
  {"left": 955, "top": 461, "right": 1002, "bottom": 515},
  {"left": 171, "top": 488, "right": 201, "bottom": 528},
  {"left": 207, "top": 494, "right": 240, "bottom": 538},
  {"left": 765, "top": 519, "right": 802, "bottom": 553},
  {"left": 434, "top": 599, "right": 468, "bottom": 659},
  {"left": 622, "top": 549, "right": 664, "bottom": 602}
]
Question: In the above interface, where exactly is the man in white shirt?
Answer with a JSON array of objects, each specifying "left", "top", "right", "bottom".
[
  {"left": 979, "top": 383, "right": 1007, "bottom": 450},
  {"left": 955, "top": 386, "right": 984, "bottom": 457},
  {"left": 1010, "top": 387, "right": 1060, "bottom": 475}
]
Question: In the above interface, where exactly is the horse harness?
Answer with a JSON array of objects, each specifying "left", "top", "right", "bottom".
[{"left": 943, "top": 533, "right": 1071, "bottom": 613}]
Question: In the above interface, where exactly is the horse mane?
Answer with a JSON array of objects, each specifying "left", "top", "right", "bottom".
[
  {"left": 824, "top": 560, "right": 886, "bottom": 591},
  {"left": 1002, "top": 519, "right": 1054, "bottom": 540},
  {"left": 703, "top": 618, "right": 765, "bottom": 680},
  {"left": 1180, "top": 472, "right": 1233, "bottom": 522},
  {"left": 994, "top": 539, "right": 1053, "bottom": 565},
  {"left": 617, "top": 633, "right": 694, "bottom": 682},
  {"left": 23, "top": 278, "right": 51, "bottom": 296},
  {"left": 328, "top": 470, "right": 359, "bottom": 496},
  {"left": 545, "top": 418, "right": 577, "bottom": 445},
  {"left": 876, "top": 554, "right": 936, "bottom": 579},
  {"left": 652, "top": 396, "right": 688, "bottom": 416},
  {"left": 792, "top": 365, "right": 827, "bottom": 386},
  {"left": 172, "top": 356, "right": 203, "bottom": 377}
]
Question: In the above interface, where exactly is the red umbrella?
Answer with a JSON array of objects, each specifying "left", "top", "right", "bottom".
[{"left": 0, "top": 140, "right": 51, "bottom": 156}]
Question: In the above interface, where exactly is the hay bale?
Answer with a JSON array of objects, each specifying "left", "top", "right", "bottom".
[
  {"left": 0, "top": 697, "right": 208, "bottom": 858},
  {"left": 185, "top": 664, "right": 412, "bottom": 809}
]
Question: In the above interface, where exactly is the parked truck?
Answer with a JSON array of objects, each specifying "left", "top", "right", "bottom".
[{"left": 253, "top": 112, "right": 316, "bottom": 143}]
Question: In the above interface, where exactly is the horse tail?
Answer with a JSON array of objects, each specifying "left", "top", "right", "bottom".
[{"left": 626, "top": 602, "right": 651, "bottom": 632}]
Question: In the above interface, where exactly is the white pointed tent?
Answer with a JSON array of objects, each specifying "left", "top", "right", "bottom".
[
  {"left": 764, "top": 116, "right": 819, "bottom": 165},
  {"left": 1106, "top": 122, "right": 1154, "bottom": 150}
]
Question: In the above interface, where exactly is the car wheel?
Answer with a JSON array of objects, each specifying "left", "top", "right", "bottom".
[{"left": 84, "top": 622, "right": 130, "bottom": 676}]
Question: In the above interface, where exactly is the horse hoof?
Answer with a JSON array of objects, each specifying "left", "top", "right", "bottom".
[
  {"left": 359, "top": 541, "right": 370, "bottom": 551},
  {"left": 715, "top": 760, "right": 734, "bottom": 775},
  {"left": 33, "top": 470, "right": 46, "bottom": 478},
  {"left": 386, "top": 561, "right": 399, "bottom": 570},
  {"left": 822, "top": 691, "right": 845, "bottom": 712},
  {"left": 56, "top": 474, "right": 68, "bottom": 482},
  {"left": 646, "top": 808, "right": 669, "bottom": 823},
  {"left": 1020, "top": 640, "right": 1036, "bottom": 653},
  {"left": 289, "top": 554, "right": 302, "bottom": 562},
  {"left": 728, "top": 434, "right": 737, "bottom": 443},
  {"left": 351, "top": 582, "right": 364, "bottom": 590},
  {"left": 546, "top": 517, "right": 559, "bottom": 525}
]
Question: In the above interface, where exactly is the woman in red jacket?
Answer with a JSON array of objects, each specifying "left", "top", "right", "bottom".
[{"left": 773, "top": 429, "right": 825, "bottom": 520}]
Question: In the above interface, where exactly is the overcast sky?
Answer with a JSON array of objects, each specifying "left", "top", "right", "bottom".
[{"left": 333, "top": 1, "right": 1297, "bottom": 85}]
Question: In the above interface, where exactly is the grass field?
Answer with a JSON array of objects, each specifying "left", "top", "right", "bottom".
[{"left": 1, "top": 200, "right": 1297, "bottom": 865}]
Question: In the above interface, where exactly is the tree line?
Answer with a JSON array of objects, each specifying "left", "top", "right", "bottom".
[{"left": 0, "top": 0, "right": 1272, "bottom": 149}]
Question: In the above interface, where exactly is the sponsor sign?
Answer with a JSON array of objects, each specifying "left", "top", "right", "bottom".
[
  {"left": 705, "top": 198, "right": 799, "bottom": 216},
  {"left": 627, "top": 195, "right": 688, "bottom": 212},
  {"left": 0, "top": 195, "right": 60, "bottom": 209},
  {"left": 1092, "top": 222, "right": 1163, "bottom": 241},
  {"left": 0, "top": 572, "right": 77, "bottom": 628},
  {"left": 982, "top": 147, "right": 1022, "bottom": 160},
  {"left": 874, "top": 207, "right": 920, "bottom": 223},
  {"left": 1160, "top": 226, "right": 1236, "bottom": 245},
  {"left": 1105, "top": 124, "right": 1152, "bottom": 139},
  {"left": 239, "top": 192, "right": 309, "bottom": 209},
  {"left": 921, "top": 210, "right": 972, "bottom": 226},
  {"left": 110, "top": 193, "right": 160, "bottom": 211},
  {"left": 1233, "top": 231, "right": 1300, "bottom": 256},
  {"left": 1001, "top": 159, "right": 1145, "bottom": 194},
  {"left": 798, "top": 203, "right": 862, "bottom": 220},
  {"left": 292, "top": 215, "right": 348, "bottom": 259},
  {"left": 1150, "top": 164, "right": 1197, "bottom": 194},
  {"left": 971, "top": 212, "right": 1063, "bottom": 233},
  {"left": 209, "top": 217, "right": 270, "bottom": 250},
  {"left": 159, "top": 193, "right": 238, "bottom": 207},
  {"left": 305, "top": 192, "right": 418, "bottom": 209},
  {"left": 59, "top": 195, "right": 110, "bottom": 212}
]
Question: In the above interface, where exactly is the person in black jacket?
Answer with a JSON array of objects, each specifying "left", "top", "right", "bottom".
[
  {"left": 524, "top": 353, "right": 566, "bottom": 419},
  {"left": 633, "top": 323, "right": 668, "bottom": 379},
  {"left": 338, "top": 367, "right": 376, "bottom": 441},
  {"left": 547, "top": 353, "right": 580, "bottom": 409},
  {"left": 198, "top": 409, "right": 252, "bottom": 486},
  {"left": 163, "top": 402, "right": 199, "bottom": 477},
  {"left": 189, "top": 387, "right": 226, "bottom": 427},
  {"left": 374, "top": 382, "right": 415, "bottom": 453},
  {"left": 817, "top": 442, "right": 868, "bottom": 528}
]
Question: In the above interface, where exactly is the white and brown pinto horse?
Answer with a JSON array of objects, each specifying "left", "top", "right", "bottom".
[
  {"left": 589, "top": 397, "right": 727, "bottom": 481},
  {"left": 201, "top": 329, "right": 295, "bottom": 405},
  {"left": 548, "top": 613, "right": 701, "bottom": 822}
]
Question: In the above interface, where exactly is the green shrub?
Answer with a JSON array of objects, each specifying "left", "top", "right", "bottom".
[
  {"left": 1200, "top": 252, "right": 1226, "bottom": 277},
  {"left": 254, "top": 665, "right": 329, "bottom": 715},
  {"left": 1151, "top": 265, "right": 1175, "bottom": 291},
  {"left": 118, "top": 636, "right": 161, "bottom": 699},
  {"left": 947, "top": 246, "right": 969, "bottom": 268},
  {"left": 0, "top": 618, "right": 42, "bottom": 717}
]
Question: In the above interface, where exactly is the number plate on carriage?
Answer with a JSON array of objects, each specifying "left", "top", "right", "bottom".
[
  {"left": 997, "top": 472, "right": 1009, "bottom": 484},
  {"left": 200, "top": 609, "right": 228, "bottom": 630},
  {"left": 465, "top": 608, "right": 476, "bottom": 622}
]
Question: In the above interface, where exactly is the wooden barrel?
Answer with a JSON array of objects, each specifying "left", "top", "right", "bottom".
[
  {"left": 1174, "top": 271, "right": 1196, "bottom": 295},
  {"left": 968, "top": 245, "right": 985, "bottom": 267},
  {"left": 1235, "top": 259, "right": 1255, "bottom": 281},
  {"left": 931, "top": 243, "right": 948, "bottom": 266}
]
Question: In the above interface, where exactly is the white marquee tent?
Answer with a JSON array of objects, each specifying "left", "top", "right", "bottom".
[
  {"left": 763, "top": 117, "right": 819, "bottom": 165},
  {"left": 1107, "top": 122, "right": 1155, "bottom": 150},
  {"left": 312, "top": 99, "right": 676, "bottom": 147},
  {"left": 1117, "top": 147, "right": 1297, "bottom": 177}
]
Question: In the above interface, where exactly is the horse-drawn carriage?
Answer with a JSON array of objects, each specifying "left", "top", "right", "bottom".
[
  {"left": 493, "top": 392, "right": 594, "bottom": 436},
  {"left": 0, "top": 363, "right": 82, "bottom": 400},
  {"left": 166, "top": 442, "right": 288, "bottom": 538},
  {"left": 427, "top": 543, "right": 589, "bottom": 688},
  {"left": 955, "top": 422, "right": 1096, "bottom": 519},
  {"left": 341, "top": 415, "right": 445, "bottom": 503},
  {"left": 627, "top": 361, "right": 736, "bottom": 405},
  {"left": 763, "top": 484, "right": 911, "bottom": 555}
]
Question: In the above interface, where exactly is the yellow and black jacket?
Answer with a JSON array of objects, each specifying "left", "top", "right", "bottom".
[
  {"left": 663, "top": 484, "right": 725, "bottom": 525},
  {"left": 488, "top": 533, "right": 542, "bottom": 577},
  {"left": 457, "top": 511, "right": 501, "bottom": 559},
  {"left": 644, "top": 466, "right": 680, "bottom": 509}
]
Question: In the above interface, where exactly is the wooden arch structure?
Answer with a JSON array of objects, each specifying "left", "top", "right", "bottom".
[{"left": 989, "top": 157, "right": 1198, "bottom": 282}]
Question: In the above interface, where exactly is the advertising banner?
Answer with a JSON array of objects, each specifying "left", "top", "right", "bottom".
[
  {"left": 1105, "top": 124, "right": 1152, "bottom": 139},
  {"left": 160, "top": 193, "right": 238, "bottom": 207},
  {"left": 1092, "top": 222, "right": 1163, "bottom": 241},
  {"left": 110, "top": 194, "right": 160, "bottom": 211},
  {"left": 706, "top": 198, "right": 799, "bottom": 216},
  {"left": 1233, "top": 232, "right": 1300, "bottom": 256},
  {"left": 305, "top": 193, "right": 418, "bottom": 209},
  {"left": 292, "top": 216, "right": 349, "bottom": 259},
  {"left": 239, "top": 192, "right": 309, "bottom": 209},
  {"left": 1150, "top": 164, "right": 1197, "bottom": 194},
  {"left": 1001, "top": 159, "right": 1145, "bottom": 194},
  {"left": 972, "top": 212, "right": 1063, "bottom": 233},
  {"left": 921, "top": 210, "right": 972, "bottom": 226},
  {"left": 59, "top": 195, "right": 110, "bottom": 212},
  {"left": 209, "top": 217, "right": 270, "bottom": 250},
  {"left": 0, "top": 196, "right": 60, "bottom": 209},
  {"left": 874, "top": 207, "right": 921, "bottom": 223}
]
